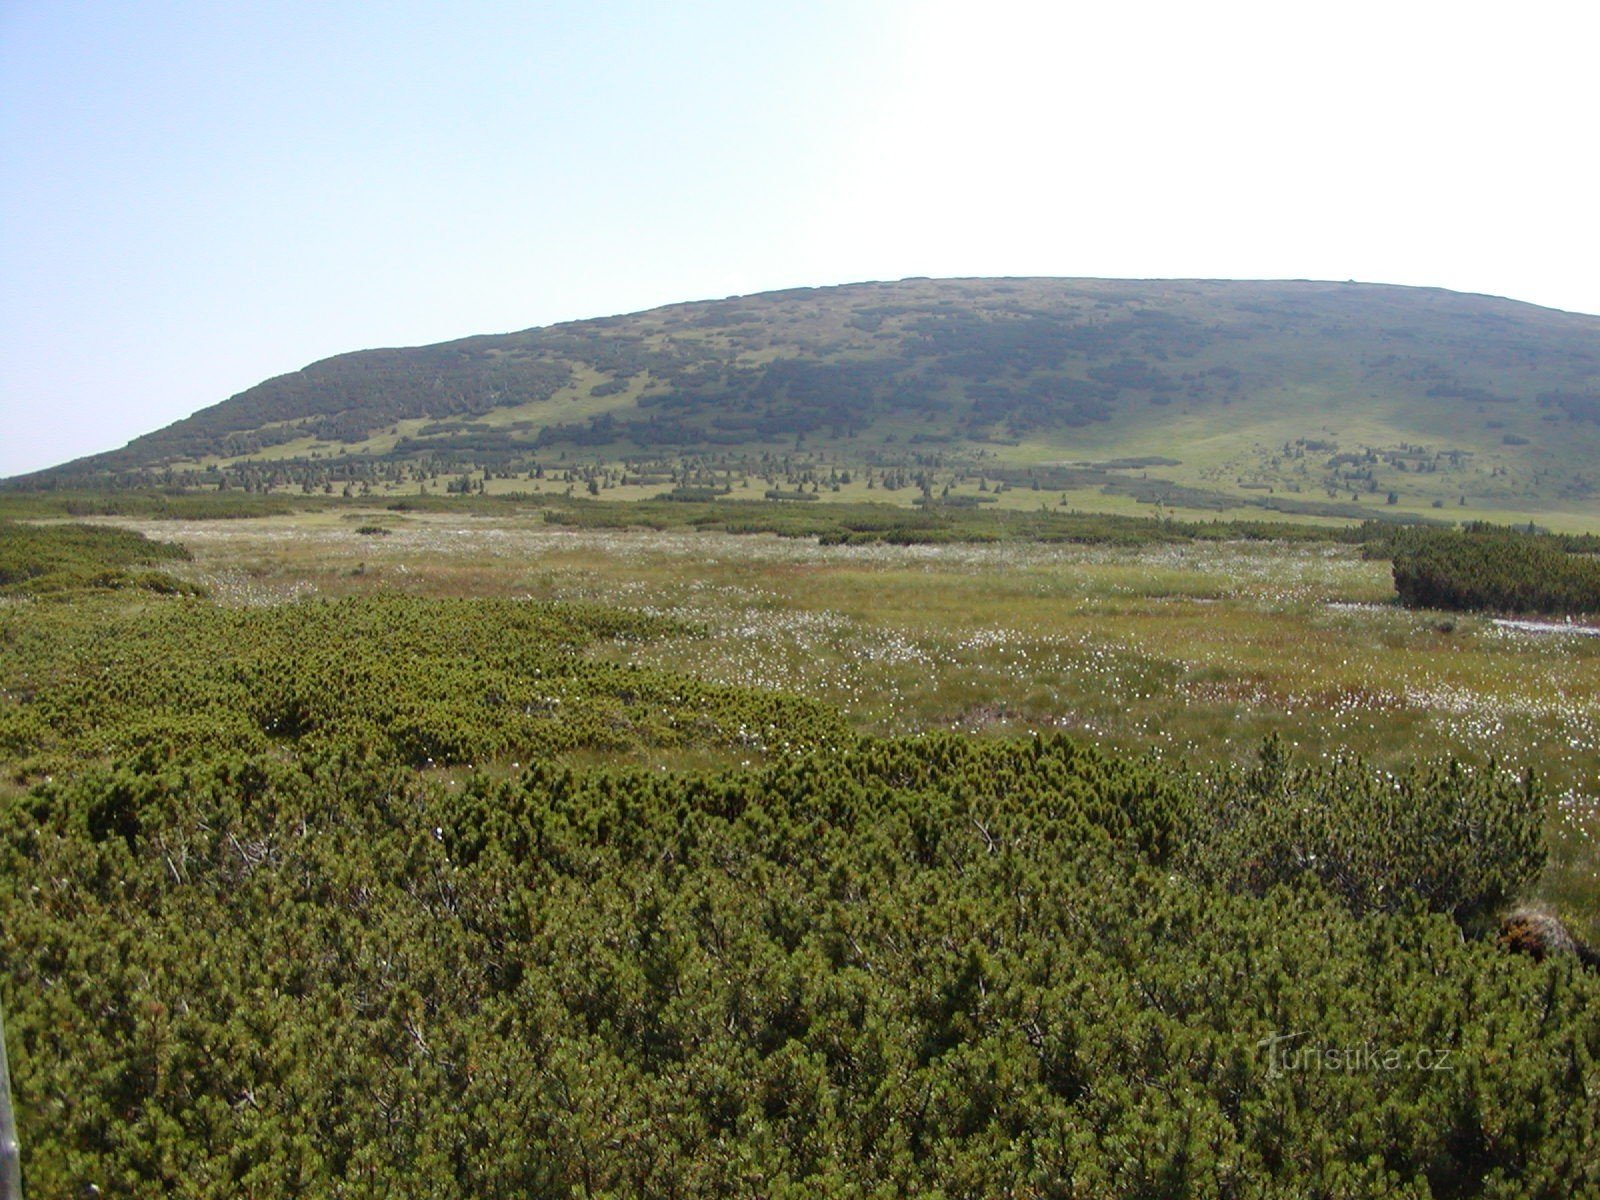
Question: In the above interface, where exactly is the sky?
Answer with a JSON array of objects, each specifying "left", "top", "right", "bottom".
[{"left": 3, "top": 0, "right": 1597, "bottom": 478}]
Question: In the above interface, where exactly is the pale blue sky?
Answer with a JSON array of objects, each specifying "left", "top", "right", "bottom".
[{"left": 3, "top": 0, "right": 1597, "bottom": 477}]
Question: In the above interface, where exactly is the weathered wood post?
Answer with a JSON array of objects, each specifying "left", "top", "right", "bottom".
[{"left": 0, "top": 997, "right": 19, "bottom": 1200}]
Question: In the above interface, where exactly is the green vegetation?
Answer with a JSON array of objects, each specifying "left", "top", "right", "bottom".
[
  {"left": 0, "top": 593, "right": 844, "bottom": 780},
  {"left": 13, "top": 278, "right": 1600, "bottom": 527},
  {"left": 0, "top": 520, "right": 199, "bottom": 597},
  {"left": 1187, "top": 735, "right": 1543, "bottom": 925},
  {"left": 1387, "top": 525, "right": 1600, "bottom": 616},
  {"left": 535, "top": 496, "right": 1380, "bottom": 546},
  {"left": 6, "top": 733, "right": 1591, "bottom": 1197},
  {"left": 2, "top": 507, "right": 1598, "bottom": 1196},
  {"left": 0, "top": 490, "right": 329, "bottom": 521}
]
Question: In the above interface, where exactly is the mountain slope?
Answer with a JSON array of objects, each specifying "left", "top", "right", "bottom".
[{"left": 18, "top": 278, "right": 1600, "bottom": 520}]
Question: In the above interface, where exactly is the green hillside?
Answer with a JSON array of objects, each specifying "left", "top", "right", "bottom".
[{"left": 18, "top": 278, "right": 1600, "bottom": 524}]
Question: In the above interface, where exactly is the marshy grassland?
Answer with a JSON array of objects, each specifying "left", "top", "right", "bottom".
[{"left": 67, "top": 506, "right": 1600, "bottom": 940}]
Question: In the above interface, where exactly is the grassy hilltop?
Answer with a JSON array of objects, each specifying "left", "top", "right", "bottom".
[{"left": 17, "top": 278, "right": 1600, "bottom": 527}]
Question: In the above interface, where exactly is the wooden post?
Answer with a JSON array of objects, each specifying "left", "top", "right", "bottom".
[{"left": 0, "top": 997, "right": 19, "bottom": 1200}]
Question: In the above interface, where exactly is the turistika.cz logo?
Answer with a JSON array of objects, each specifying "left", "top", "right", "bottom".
[{"left": 1256, "top": 1031, "right": 1454, "bottom": 1078}]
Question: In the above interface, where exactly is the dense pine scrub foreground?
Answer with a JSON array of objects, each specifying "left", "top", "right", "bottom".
[
  {"left": 3, "top": 725, "right": 1595, "bottom": 1188},
  {"left": 1, "top": 578, "right": 1596, "bottom": 1196},
  {"left": 0, "top": 738, "right": 1590, "bottom": 1197}
]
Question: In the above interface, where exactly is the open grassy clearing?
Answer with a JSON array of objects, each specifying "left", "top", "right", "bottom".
[{"left": 63, "top": 508, "right": 1598, "bottom": 939}]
